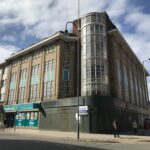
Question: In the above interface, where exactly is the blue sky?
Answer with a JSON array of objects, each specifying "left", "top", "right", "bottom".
[{"left": 0, "top": 0, "right": 150, "bottom": 99}]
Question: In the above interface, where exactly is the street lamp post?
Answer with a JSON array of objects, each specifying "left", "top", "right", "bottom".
[
  {"left": 64, "top": 0, "right": 81, "bottom": 140},
  {"left": 142, "top": 58, "right": 150, "bottom": 107},
  {"left": 65, "top": 21, "right": 80, "bottom": 140}
]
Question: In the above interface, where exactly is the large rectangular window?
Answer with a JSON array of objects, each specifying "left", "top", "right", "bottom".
[
  {"left": 8, "top": 89, "right": 15, "bottom": 104},
  {"left": 30, "top": 65, "right": 40, "bottom": 101},
  {"left": 8, "top": 72, "right": 17, "bottom": 104},
  {"left": 43, "top": 60, "right": 55, "bottom": 99},
  {"left": 18, "top": 69, "right": 28, "bottom": 103},
  {"left": 30, "top": 84, "right": 39, "bottom": 101}
]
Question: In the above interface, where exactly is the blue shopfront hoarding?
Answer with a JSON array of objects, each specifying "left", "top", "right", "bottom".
[{"left": 4, "top": 103, "right": 40, "bottom": 128}]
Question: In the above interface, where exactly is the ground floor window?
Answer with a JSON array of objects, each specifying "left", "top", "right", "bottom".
[{"left": 15, "top": 111, "right": 39, "bottom": 127}]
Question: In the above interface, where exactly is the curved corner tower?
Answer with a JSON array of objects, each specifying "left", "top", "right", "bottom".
[{"left": 81, "top": 12, "right": 108, "bottom": 96}]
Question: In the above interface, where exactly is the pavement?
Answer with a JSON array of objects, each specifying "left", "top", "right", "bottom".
[{"left": 1, "top": 128, "right": 150, "bottom": 144}]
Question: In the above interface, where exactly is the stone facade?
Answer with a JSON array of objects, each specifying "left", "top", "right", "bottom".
[{"left": 0, "top": 12, "right": 149, "bottom": 132}]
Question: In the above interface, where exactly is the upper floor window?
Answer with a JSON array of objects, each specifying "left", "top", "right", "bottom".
[
  {"left": 44, "top": 60, "right": 55, "bottom": 83},
  {"left": 20, "top": 69, "right": 28, "bottom": 79},
  {"left": 63, "top": 69, "right": 69, "bottom": 81},
  {"left": 33, "top": 51, "right": 41, "bottom": 59},
  {"left": 97, "top": 14, "right": 101, "bottom": 22},
  {"left": 64, "top": 42, "right": 70, "bottom": 53},
  {"left": 32, "top": 65, "right": 40, "bottom": 75},
  {"left": 0, "top": 93, "right": 5, "bottom": 102},
  {"left": 1, "top": 80, "right": 6, "bottom": 88},
  {"left": 10, "top": 72, "right": 17, "bottom": 90},
  {"left": 20, "top": 69, "right": 28, "bottom": 87},
  {"left": 91, "top": 14, "right": 96, "bottom": 22},
  {"left": 22, "top": 56, "right": 28, "bottom": 63},
  {"left": 46, "top": 44, "right": 55, "bottom": 53},
  {"left": 4, "top": 67, "right": 8, "bottom": 74},
  {"left": 12, "top": 60, "right": 18, "bottom": 67},
  {"left": 31, "top": 65, "right": 40, "bottom": 85},
  {"left": 63, "top": 59, "right": 70, "bottom": 69},
  {"left": 10, "top": 72, "right": 17, "bottom": 82}
]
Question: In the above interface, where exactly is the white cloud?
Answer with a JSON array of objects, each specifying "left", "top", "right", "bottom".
[
  {"left": 105, "top": 0, "right": 129, "bottom": 18},
  {"left": 124, "top": 33, "right": 150, "bottom": 61},
  {"left": 0, "top": 44, "right": 18, "bottom": 62},
  {"left": 0, "top": 0, "right": 128, "bottom": 38},
  {"left": 2, "top": 35, "right": 16, "bottom": 42},
  {"left": 125, "top": 10, "right": 150, "bottom": 37}
]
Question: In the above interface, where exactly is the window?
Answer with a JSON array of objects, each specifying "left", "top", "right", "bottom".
[
  {"left": 20, "top": 69, "right": 28, "bottom": 79},
  {"left": 19, "top": 87, "right": 26, "bottom": 103},
  {"left": 43, "top": 81, "right": 53, "bottom": 99},
  {"left": 30, "top": 65, "right": 40, "bottom": 101},
  {"left": 8, "top": 72, "right": 17, "bottom": 104},
  {"left": 61, "top": 81, "right": 69, "bottom": 97},
  {"left": 32, "top": 65, "right": 40, "bottom": 76},
  {"left": 44, "top": 60, "right": 55, "bottom": 81},
  {"left": 4, "top": 67, "right": 8, "bottom": 74},
  {"left": 22, "top": 56, "right": 28, "bottom": 63},
  {"left": 43, "top": 60, "right": 55, "bottom": 99},
  {"left": 12, "top": 61, "right": 18, "bottom": 67},
  {"left": 63, "top": 69, "right": 69, "bottom": 81},
  {"left": 81, "top": 17, "right": 86, "bottom": 26},
  {"left": 18, "top": 69, "right": 28, "bottom": 103},
  {"left": 86, "top": 15, "right": 91, "bottom": 23},
  {"left": 0, "top": 93, "right": 5, "bottom": 101},
  {"left": 1, "top": 80, "right": 6, "bottom": 87},
  {"left": 46, "top": 44, "right": 55, "bottom": 53},
  {"left": 95, "top": 24, "right": 99, "bottom": 33},
  {"left": 30, "top": 84, "right": 39, "bottom": 101},
  {"left": 33, "top": 51, "right": 41, "bottom": 59},
  {"left": 8, "top": 89, "right": 15, "bottom": 104},
  {"left": 64, "top": 42, "right": 70, "bottom": 53},
  {"left": 91, "top": 14, "right": 96, "bottom": 22},
  {"left": 100, "top": 25, "right": 104, "bottom": 34},
  {"left": 9, "top": 72, "right": 17, "bottom": 90},
  {"left": 97, "top": 14, "right": 101, "bottom": 22},
  {"left": 63, "top": 59, "right": 70, "bottom": 69}
]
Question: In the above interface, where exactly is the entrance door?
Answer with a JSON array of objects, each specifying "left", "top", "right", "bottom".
[{"left": 5, "top": 113, "right": 15, "bottom": 127}]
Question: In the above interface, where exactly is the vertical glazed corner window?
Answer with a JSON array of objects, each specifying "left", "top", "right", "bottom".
[{"left": 63, "top": 69, "right": 69, "bottom": 81}]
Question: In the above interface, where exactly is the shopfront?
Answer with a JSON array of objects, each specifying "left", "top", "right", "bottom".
[
  {"left": 3, "top": 103, "right": 40, "bottom": 128},
  {"left": 15, "top": 111, "right": 39, "bottom": 127}
]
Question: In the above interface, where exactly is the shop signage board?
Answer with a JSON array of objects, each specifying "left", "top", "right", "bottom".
[
  {"left": 3, "top": 103, "right": 40, "bottom": 112},
  {"left": 4, "top": 105, "right": 17, "bottom": 112},
  {"left": 79, "top": 106, "right": 88, "bottom": 115}
]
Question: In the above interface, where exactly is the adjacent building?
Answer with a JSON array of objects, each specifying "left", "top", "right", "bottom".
[{"left": 0, "top": 12, "right": 149, "bottom": 133}]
